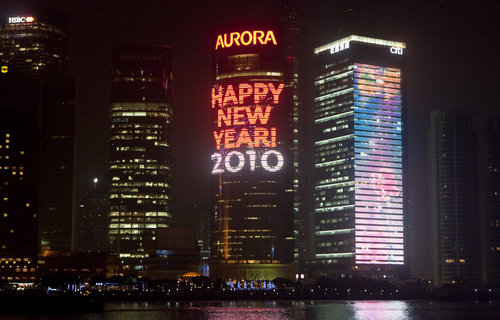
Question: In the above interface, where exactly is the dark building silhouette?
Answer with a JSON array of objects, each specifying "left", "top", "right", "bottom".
[
  {"left": 0, "top": 10, "right": 75, "bottom": 262},
  {"left": 313, "top": 35, "right": 408, "bottom": 278},
  {"left": 429, "top": 110, "right": 480, "bottom": 285},
  {"left": 108, "top": 46, "right": 173, "bottom": 276},
  {"left": 77, "top": 177, "right": 108, "bottom": 252},
  {"left": 271, "top": 0, "right": 310, "bottom": 274},
  {"left": 174, "top": 201, "right": 211, "bottom": 267},
  {"left": 483, "top": 114, "right": 500, "bottom": 283},
  {"left": 0, "top": 68, "right": 39, "bottom": 281}
]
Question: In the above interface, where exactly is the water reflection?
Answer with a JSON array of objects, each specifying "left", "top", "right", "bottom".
[
  {"left": 0, "top": 300, "right": 498, "bottom": 320},
  {"left": 187, "top": 301, "right": 294, "bottom": 320},
  {"left": 352, "top": 301, "right": 409, "bottom": 320}
]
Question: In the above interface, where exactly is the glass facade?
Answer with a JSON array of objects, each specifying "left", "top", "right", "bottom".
[
  {"left": 0, "top": 16, "right": 68, "bottom": 82},
  {"left": 210, "top": 27, "right": 298, "bottom": 278},
  {"left": 0, "top": 12, "right": 74, "bottom": 257},
  {"left": 429, "top": 110, "right": 480, "bottom": 284},
  {"left": 108, "top": 47, "right": 173, "bottom": 274},
  {"left": 313, "top": 35, "right": 407, "bottom": 274},
  {"left": 353, "top": 63, "right": 404, "bottom": 265}
]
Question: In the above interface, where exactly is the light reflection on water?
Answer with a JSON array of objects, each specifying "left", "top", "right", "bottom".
[
  {"left": 352, "top": 301, "right": 409, "bottom": 320},
  {"left": 0, "top": 300, "right": 498, "bottom": 320}
]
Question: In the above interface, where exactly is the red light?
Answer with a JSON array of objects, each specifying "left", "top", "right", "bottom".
[{"left": 25, "top": 16, "right": 34, "bottom": 23}]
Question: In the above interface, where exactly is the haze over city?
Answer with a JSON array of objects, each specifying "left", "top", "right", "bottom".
[{"left": 0, "top": 0, "right": 498, "bottom": 316}]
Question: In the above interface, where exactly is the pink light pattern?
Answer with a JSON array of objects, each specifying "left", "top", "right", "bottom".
[{"left": 354, "top": 63, "right": 404, "bottom": 265}]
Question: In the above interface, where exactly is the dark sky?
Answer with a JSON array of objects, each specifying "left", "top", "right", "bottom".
[{"left": 1, "top": 0, "right": 498, "bottom": 278}]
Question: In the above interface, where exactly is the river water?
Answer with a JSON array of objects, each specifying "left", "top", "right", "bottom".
[{"left": 1, "top": 300, "right": 498, "bottom": 319}]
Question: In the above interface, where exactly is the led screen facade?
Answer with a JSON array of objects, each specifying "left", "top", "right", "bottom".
[
  {"left": 313, "top": 36, "right": 407, "bottom": 272},
  {"left": 210, "top": 27, "right": 295, "bottom": 266},
  {"left": 211, "top": 81, "right": 286, "bottom": 174},
  {"left": 353, "top": 63, "right": 404, "bottom": 265}
]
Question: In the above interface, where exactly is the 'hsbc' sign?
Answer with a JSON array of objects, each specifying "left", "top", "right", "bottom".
[{"left": 8, "top": 16, "right": 34, "bottom": 23}]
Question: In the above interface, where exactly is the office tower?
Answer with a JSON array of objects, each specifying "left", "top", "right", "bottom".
[
  {"left": 0, "top": 12, "right": 69, "bottom": 82},
  {"left": 0, "top": 68, "right": 39, "bottom": 281},
  {"left": 429, "top": 110, "right": 480, "bottom": 285},
  {"left": 313, "top": 35, "right": 407, "bottom": 277},
  {"left": 210, "top": 24, "right": 299, "bottom": 280},
  {"left": 481, "top": 114, "right": 500, "bottom": 283},
  {"left": 271, "top": 1, "right": 309, "bottom": 272},
  {"left": 0, "top": 12, "right": 75, "bottom": 257},
  {"left": 108, "top": 47, "right": 173, "bottom": 275},
  {"left": 77, "top": 177, "right": 108, "bottom": 252},
  {"left": 174, "top": 201, "right": 211, "bottom": 266}
]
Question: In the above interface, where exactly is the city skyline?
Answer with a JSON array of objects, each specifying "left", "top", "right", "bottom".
[{"left": 0, "top": 0, "right": 497, "bottom": 281}]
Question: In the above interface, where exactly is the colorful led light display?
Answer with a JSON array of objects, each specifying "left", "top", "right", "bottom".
[
  {"left": 211, "top": 81, "right": 285, "bottom": 174},
  {"left": 353, "top": 63, "right": 404, "bottom": 265}
]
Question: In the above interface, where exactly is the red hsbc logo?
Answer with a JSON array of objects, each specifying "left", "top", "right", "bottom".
[{"left": 215, "top": 30, "right": 277, "bottom": 50}]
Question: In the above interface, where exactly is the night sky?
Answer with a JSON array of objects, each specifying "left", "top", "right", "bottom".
[{"left": 1, "top": 0, "right": 498, "bottom": 278}]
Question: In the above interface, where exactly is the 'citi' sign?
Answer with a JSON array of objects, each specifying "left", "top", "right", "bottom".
[{"left": 215, "top": 30, "right": 277, "bottom": 50}]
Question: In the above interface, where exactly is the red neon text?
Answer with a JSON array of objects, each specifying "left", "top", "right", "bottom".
[
  {"left": 213, "top": 127, "right": 276, "bottom": 150},
  {"left": 217, "top": 106, "right": 272, "bottom": 127},
  {"left": 212, "top": 83, "right": 284, "bottom": 108}
]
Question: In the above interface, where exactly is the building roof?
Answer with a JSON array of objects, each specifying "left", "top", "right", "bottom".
[{"left": 314, "top": 35, "right": 406, "bottom": 54}]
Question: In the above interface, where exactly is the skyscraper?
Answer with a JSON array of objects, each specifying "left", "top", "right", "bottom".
[
  {"left": 0, "top": 11, "right": 75, "bottom": 257},
  {"left": 77, "top": 177, "right": 108, "bottom": 252},
  {"left": 0, "top": 67, "right": 39, "bottom": 281},
  {"left": 0, "top": 12, "right": 69, "bottom": 82},
  {"left": 108, "top": 47, "right": 173, "bottom": 275},
  {"left": 313, "top": 35, "right": 407, "bottom": 277},
  {"left": 429, "top": 110, "right": 480, "bottom": 285},
  {"left": 210, "top": 24, "right": 299, "bottom": 280},
  {"left": 483, "top": 114, "right": 500, "bottom": 283}
]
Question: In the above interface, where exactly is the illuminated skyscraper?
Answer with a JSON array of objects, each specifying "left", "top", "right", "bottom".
[
  {"left": 0, "top": 12, "right": 69, "bottom": 82},
  {"left": 0, "top": 11, "right": 74, "bottom": 258},
  {"left": 313, "top": 35, "right": 407, "bottom": 277},
  {"left": 108, "top": 47, "right": 173, "bottom": 275},
  {"left": 209, "top": 25, "right": 300, "bottom": 280}
]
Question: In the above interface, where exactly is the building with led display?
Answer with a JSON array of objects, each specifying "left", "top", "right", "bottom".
[
  {"left": 108, "top": 46, "right": 173, "bottom": 275},
  {"left": 313, "top": 35, "right": 407, "bottom": 277},
  {"left": 210, "top": 24, "right": 301, "bottom": 280},
  {"left": 0, "top": 10, "right": 75, "bottom": 260}
]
